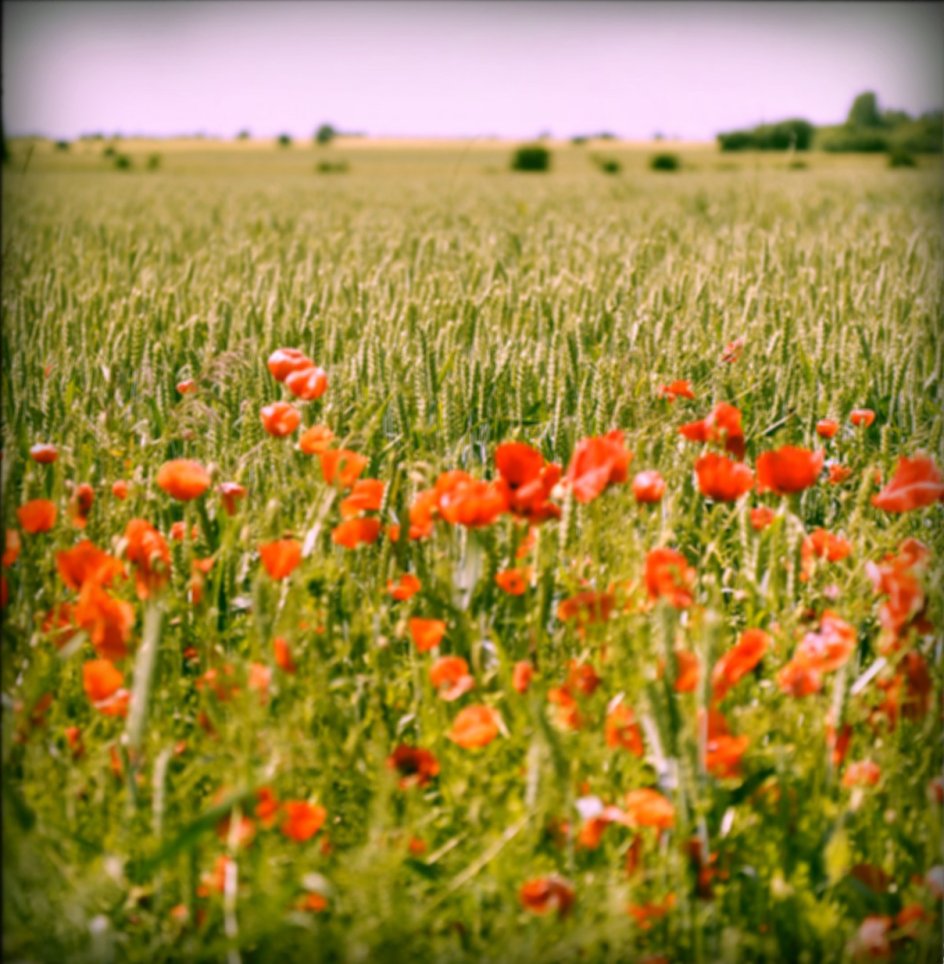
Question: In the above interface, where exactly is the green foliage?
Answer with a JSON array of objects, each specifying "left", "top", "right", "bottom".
[
  {"left": 316, "top": 160, "right": 349, "bottom": 174},
  {"left": 510, "top": 144, "right": 551, "bottom": 172},
  {"left": 315, "top": 124, "right": 337, "bottom": 146},
  {"left": 112, "top": 153, "right": 132, "bottom": 170},
  {"left": 816, "top": 126, "right": 889, "bottom": 153},
  {"left": 888, "top": 146, "right": 917, "bottom": 168},
  {"left": 717, "top": 119, "right": 814, "bottom": 152},
  {"left": 235, "top": 129, "right": 251, "bottom": 140},
  {"left": 846, "top": 91, "right": 881, "bottom": 128},
  {"left": 146, "top": 153, "right": 162, "bottom": 171},
  {"left": 277, "top": 133, "right": 293, "bottom": 148},
  {"left": 54, "top": 140, "right": 70, "bottom": 152},
  {"left": 592, "top": 156, "right": 621, "bottom": 175},
  {"left": 649, "top": 152, "right": 680, "bottom": 171}
]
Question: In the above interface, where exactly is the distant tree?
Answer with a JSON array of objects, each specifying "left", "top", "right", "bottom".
[
  {"left": 511, "top": 144, "right": 551, "bottom": 172},
  {"left": 650, "top": 152, "right": 680, "bottom": 171},
  {"left": 597, "top": 132, "right": 617, "bottom": 141},
  {"left": 277, "top": 133, "right": 292, "bottom": 148},
  {"left": 593, "top": 156, "right": 621, "bottom": 174},
  {"left": 235, "top": 129, "right": 251, "bottom": 140},
  {"left": 718, "top": 119, "right": 813, "bottom": 152},
  {"left": 846, "top": 91, "right": 882, "bottom": 128},
  {"left": 315, "top": 124, "right": 337, "bottom": 146},
  {"left": 113, "top": 154, "right": 132, "bottom": 170},
  {"left": 888, "top": 145, "right": 917, "bottom": 168},
  {"left": 54, "top": 140, "right": 70, "bottom": 152},
  {"left": 570, "top": 135, "right": 588, "bottom": 146}
]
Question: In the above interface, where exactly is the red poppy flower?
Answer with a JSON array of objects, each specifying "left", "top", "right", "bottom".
[
  {"left": 437, "top": 474, "right": 510, "bottom": 528},
  {"left": 218, "top": 481, "right": 247, "bottom": 516},
  {"left": 557, "top": 590, "right": 615, "bottom": 625},
  {"left": 331, "top": 517, "right": 381, "bottom": 549},
  {"left": 794, "top": 611, "right": 855, "bottom": 673},
  {"left": 816, "top": 419, "right": 839, "bottom": 439},
  {"left": 3, "top": 529, "right": 21, "bottom": 568},
  {"left": 17, "top": 500, "right": 57, "bottom": 534},
  {"left": 408, "top": 488, "right": 439, "bottom": 539},
  {"left": 29, "top": 443, "right": 58, "bottom": 463},
  {"left": 712, "top": 629, "right": 769, "bottom": 701},
  {"left": 658, "top": 380, "right": 695, "bottom": 401},
  {"left": 512, "top": 660, "right": 534, "bottom": 694},
  {"left": 671, "top": 650, "right": 700, "bottom": 692},
  {"left": 338, "top": 479, "right": 385, "bottom": 519},
  {"left": 75, "top": 582, "right": 135, "bottom": 661},
  {"left": 429, "top": 655, "right": 475, "bottom": 701},
  {"left": 286, "top": 365, "right": 328, "bottom": 401},
  {"left": 387, "top": 573, "right": 421, "bottom": 601},
  {"left": 605, "top": 703, "right": 644, "bottom": 755},
  {"left": 645, "top": 548, "right": 695, "bottom": 609},
  {"left": 632, "top": 470, "right": 666, "bottom": 503},
  {"left": 170, "top": 521, "right": 188, "bottom": 542},
  {"left": 386, "top": 744, "right": 440, "bottom": 788},
  {"left": 694, "top": 453, "right": 753, "bottom": 501},
  {"left": 259, "top": 539, "right": 301, "bottom": 579},
  {"left": 273, "top": 636, "right": 296, "bottom": 673},
  {"left": 83, "top": 660, "right": 130, "bottom": 717},
  {"left": 756, "top": 446, "right": 824, "bottom": 495},
  {"left": 447, "top": 705, "right": 501, "bottom": 748},
  {"left": 777, "top": 660, "right": 821, "bottom": 697},
  {"left": 704, "top": 710, "right": 750, "bottom": 777},
  {"left": 298, "top": 424, "right": 335, "bottom": 455},
  {"left": 872, "top": 454, "right": 944, "bottom": 512},
  {"left": 409, "top": 617, "right": 446, "bottom": 652},
  {"left": 850, "top": 409, "right": 875, "bottom": 427},
  {"left": 261, "top": 401, "right": 301, "bottom": 437},
  {"left": 56, "top": 540, "right": 124, "bottom": 591},
  {"left": 721, "top": 336, "right": 745, "bottom": 364},
  {"left": 320, "top": 448, "right": 368, "bottom": 489},
  {"left": 156, "top": 460, "right": 211, "bottom": 501},
  {"left": 267, "top": 347, "right": 312, "bottom": 382},
  {"left": 565, "top": 430, "right": 632, "bottom": 503},
  {"left": 749, "top": 506, "right": 776, "bottom": 531},
  {"left": 495, "top": 442, "right": 561, "bottom": 521},
  {"left": 112, "top": 480, "right": 129, "bottom": 500},
  {"left": 70, "top": 483, "right": 94, "bottom": 528},
  {"left": 280, "top": 801, "right": 327, "bottom": 842},
  {"left": 496, "top": 567, "right": 529, "bottom": 595},
  {"left": 628, "top": 893, "right": 677, "bottom": 930},
  {"left": 679, "top": 402, "right": 746, "bottom": 459},
  {"left": 624, "top": 788, "right": 674, "bottom": 829},
  {"left": 800, "top": 528, "right": 852, "bottom": 581},
  {"left": 842, "top": 760, "right": 881, "bottom": 788},
  {"left": 123, "top": 518, "right": 171, "bottom": 598},
  {"left": 828, "top": 463, "right": 852, "bottom": 485},
  {"left": 519, "top": 876, "right": 575, "bottom": 918}
]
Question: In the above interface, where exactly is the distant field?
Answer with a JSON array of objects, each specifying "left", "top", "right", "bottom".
[{"left": 2, "top": 142, "right": 942, "bottom": 963}]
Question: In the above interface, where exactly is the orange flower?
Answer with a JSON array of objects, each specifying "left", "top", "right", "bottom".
[
  {"left": 566, "top": 660, "right": 601, "bottom": 696},
  {"left": 872, "top": 454, "right": 944, "bottom": 512},
  {"left": 850, "top": 408, "right": 875, "bottom": 427},
  {"left": 828, "top": 463, "right": 852, "bottom": 485},
  {"left": 298, "top": 424, "right": 335, "bottom": 455},
  {"left": 632, "top": 470, "right": 666, "bottom": 503},
  {"left": 645, "top": 548, "right": 695, "bottom": 609},
  {"left": 800, "top": 528, "right": 852, "bottom": 581},
  {"left": 557, "top": 590, "right": 615, "bottom": 625},
  {"left": 624, "top": 788, "right": 674, "bottom": 830},
  {"left": 260, "top": 401, "right": 301, "bottom": 437},
  {"left": 671, "top": 650, "right": 700, "bottom": 692},
  {"left": 69, "top": 483, "right": 94, "bottom": 528},
  {"left": 695, "top": 453, "right": 753, "bottom": 501},
  {"left": 75, "top": 582, "right": 135, "bottom": 661},
  {"left": 704, "top": 710, "right": 749, "bottom": 777},
  {"left": 512, "top": 660, "right": 534, "bottom": 694},
  {"left": 494, "top": 442, "right": 561, "bottom": 522},
  {"left": 628, "top": 893, "right": 676, "bottom": 929},
  {"left": 794, "top": 611, "right": 856, "bottom": 673},
  {"left": 777, "top": 660, "right": 822, "bottom": 697},
  {"left": 496, "top": 568, "right": 529, "bottom": 595},
  {"left": 338, "top": 479, "right": 385, "bottom": 519},
  {"left": 267, "top": 347, "right": 312, "bottom": 382},
  {"left": 429, "top": 656, "right": 475, "bottom": 701},
  {"left": 175, "top": 379, "right": 196, "bottom": 394},
  {"left": 285, "top": 364, "right": 328, "bottom": 401},
  {"left": 605, "top": 703, "right": 644, "bottom": 755},
  {"left": 565, "top": 430, "right": 632, "bottom": 503},
  {"left": 259, "top": 539, "right": 301, "bottom": 579},
  {"left": 56, "top": 540, "right": 124, "bottom": 590},
  {"left": 387, "top": 573, "right": 421, "bottom": 601},
  {"left": 111, "top": 479, "right": 129, "bottom": 500},
  {"left": 255, "top": 786, "right": 280, "bottom": 826},
  {"left": 409, "top": 617, "right": 446, "bottom": 652},
  {"left": 29, "top": 443, "right": 58, "bottom": 464},
  {"left": 721, "top": 336, "right": 745, "bottom": 363},
  {"left": 280, "top": 801, "right": 327, "bottom": 842},
  {"left": 297, "top": 893, "right": 329, "bottom": 913},
  {"left": 320, "top": 448, "right": 368, "bottom": 489},
  {"left": 82, "top": 660, "right": 130, "bottom": 717},
  {"left": 331, "top": 517, "right": 381, "bottom": 549},
  {"left": 273, "top": 636, "right": 297, "bottom": 673},
  {"left": 170, "top": 521, "right": 187, "bottom": 542},
  {"left": 17, "top": 499, "right": 57, "bottom": 534},
  {"left": 658, "top": 380, "right": 695, "bottom": 401},
  {"left": 816, "top": 419, "right": 839, "bottom": 439},
  {"left": 749, "top": 506, "right": 776, "bottom": 531},
  {"left": 756, "top": 446, "right": 824, "bottom": 495},
  {"left": 123, "top": 518, "right": 171, "bottom": 598},
  {"left": 156, "top": 459, "right": 211, "bottom": 501},
  {"left": 679, "top": 402, "right": 745, "bottom": 459},
  {"left": 519, "top": 876, "right": 575, "bottom": 918},
  {"left": 218, "top": 481, "right": 247, "bottom": 516},
  {"left": 437, "top": 474, "right": 509, "bottom": 528},
  {"left": 386, "top": 744, "right": 440, "bottom": 788},
  {"left": 712, "top": 629, "right": 769, "bottom": 701},
  {"left": 3, "top": 529, "right": 22, "bottom": 568},
  {"left": 447, "top": 705, "right": 501, "bottom": 748},
  {"left": 842, "top": 760, "right": 881, "bottom": 788}
]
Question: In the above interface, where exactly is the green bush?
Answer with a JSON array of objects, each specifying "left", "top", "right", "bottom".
[
  {"left": 54, "top": 140, "right": 70, "bottom": 152},
  {"left": 315, "top": 124, "right": 337, "bottom": 146},
  {"left": 277, "top": 134, "right": 292, "bottom": 148},
  {"left": 102, "top": 146, "right": 116, "bottom": 158},
  {"left": 316, "top": 160, "right": 349, "bottom": 174},
  {"left": 113, "top": 154, "right": 132, "bottom": 170},
  {"left": 235, "top": 129, "right": 251, "bottom": 141},
  {"left": 816, "top": 126, "right": 889, "bottom": 153},
  {"left": 650, "top": 153, "right": 680, "bottom": 171},
  {"left": 593, "top": 156, "right": 621, "bottom": 175},
  {"left": 888, "top": 147, "right": 917, "bottom": 168},
  {"left": 146, "top": 153, "right": 162, "bottom": 171},
  {"left": 718, "top": 119, "right": 814, "bottom": 152},
  {"left": 510, "top": 144, "right": 550, "bottom": 172}
]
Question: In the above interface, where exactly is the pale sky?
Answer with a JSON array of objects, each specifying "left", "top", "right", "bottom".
[{"left": 3, "top": 1, "right": 942, "bottom": 140}]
